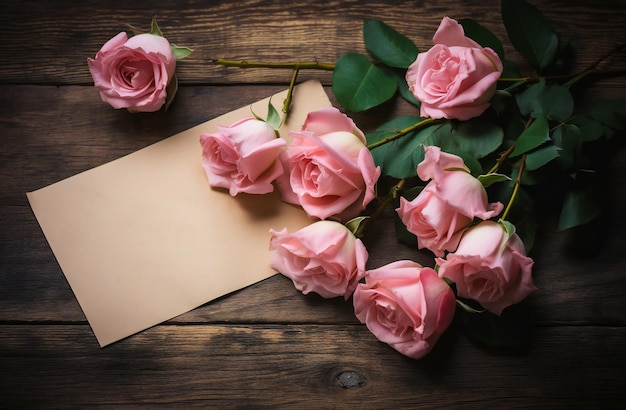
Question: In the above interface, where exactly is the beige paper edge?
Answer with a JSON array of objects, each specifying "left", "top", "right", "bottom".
[{"left": 27, "top": 80, "right": 330, "bottom": 347}]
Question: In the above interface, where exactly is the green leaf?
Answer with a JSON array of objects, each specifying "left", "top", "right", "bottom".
[
  {"left": 393, "top": 122, "right": 454, "bottom": 176},
  {"left": 367, "top": 118, "right": 452, "bottom": 179},
  {"left": 591, "top": 99, "right": 626, "bottom": 132},
  {"left": 524, "top": 143, "right": 560, "bottom": 170},
  {"left": 367, "top": 116, "right": 425, "bottom": 178},
  {"left": 401, "top": 185, "right": 423, "bottom": 202},
  {"left": 571, "top": 116, "right": 606, "bottom": 143},
  {"left": 265, "top": 99, "right": 282, "bottom": 130},
  {"left": 363, "top": 20, "right": 419, "bottom": 69},
  {"left": 501, "top": 0, "right": 559, "bottom": 70},
  {"left": 366, "top": 115, "right": 422, "bottom": 147},
  {"left": 502, "top": 59, "right": 522, "bottom": 79},
  {"left": 557, "top": 180, "right": 603, "bottom": 231},
  {"left": 391, "top": 69, "right": 420, "bottom": 107},
  {"left": 171, "top": 44, "right": 194, "bottom": 60},
  {"left": 445, "top": 150, "right": 483, "bottom": 177},
  {"left": 490, "top": 90, "right": 514, "bottom": 117},
  {"left": 510, "top": 115, "right": 550, "bottom": 157},
  {"left": 332, "top": 53, "right": 398, "bottom": 112},
  {"left": 369, "top": 118, "right": 501, "bottom": 178},
  {"left": 445, "top": 119, "right": 504, "bottom": 160},
  {"left": 150, "top": 16, "right": 164, "bottom": 37},
  {"left": 499, "top": 219, "right": 517, "bottom": 238},
  {"left": 515, "top": 212, "right": 538, "bottom": 252},
  {"left": 459, "top": 18, "right": 505, "bottom": 60},
  {"left": 515, "top": 80, "right": 574, "bottom": 121},
  {"left": 345, "top": 216, "right": 369, "bottom": 237},
  {"left": 552, "top": 123, "right": 582, "bottom": 170},
  {"left": 478, "top": 173, "right": 511, "bottom": 188},
  {"left": 148, "top": 18, "right": 193, "bottom": 60}
]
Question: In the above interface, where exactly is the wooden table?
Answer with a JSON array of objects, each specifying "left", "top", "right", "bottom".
[{"left": 1, "top": 0, "right": 625, "bottom": 407}]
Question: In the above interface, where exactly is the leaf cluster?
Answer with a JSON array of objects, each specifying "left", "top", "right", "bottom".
[{"left": 333, "top": 0, "right": 625, "bottom": 252}]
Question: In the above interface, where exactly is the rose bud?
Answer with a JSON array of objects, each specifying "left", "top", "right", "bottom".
[
  {"left": 353, "top": 260, "right": 456, "bottom": 359},
  {"left": 437, "top": 220, "right": 536, "bottom": 315},
  {"left": 200, "top": 118, "right": 286, "bottom": 195},
  {"left": 269, "top": 220, "right": 368, "bottom": 300}
]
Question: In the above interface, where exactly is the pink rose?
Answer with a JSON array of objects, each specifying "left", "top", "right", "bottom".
[
  {"left": 397, "top": 146, "right": 503, "bottom": 257},
  {"left": 406, "top": 17, "right": 503, "bottom": 121},
  {"left": 277, "top": 107, "right": 381, "bottom": 221},
  {"left": 269, "top": 220, "right": 368, "bottom": 299},
  {"left": 88, "top": 32, "right": 176, "bottom": 112},
  {"left": 200, "top": 118, "right": 286, "bottom": 195},
  {"left": 353, "top": 260, "right": 456, "bottom": 359},
  {"left": 437, "top": 221, "right": 536, "bottom": 315}
]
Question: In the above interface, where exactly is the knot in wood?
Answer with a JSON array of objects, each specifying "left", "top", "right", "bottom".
[{"left": 336, "top": 370, "right": 368, "bottom": 388}]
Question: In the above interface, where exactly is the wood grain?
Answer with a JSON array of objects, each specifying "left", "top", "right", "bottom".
[
  {"left": 2, "top": 325, "right": 625, "bottom": 407},
  {"left": 1, "top": 0, "right": 625, "bottom": 407},
  {"left": 0, "top": 0, "right": 624, "bottom": 85}
]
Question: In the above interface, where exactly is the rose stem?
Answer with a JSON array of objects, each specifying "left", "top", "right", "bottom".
[
  {"left": 212, "top": 59, "right": 336, "bottom": 71},
  {"left": 282, "top": 67, "right": 300, "bottom": 119},
  {"left": 501, "top": 153, "right": 526, "bottom": 222},
  {"left": 366, "top": 118, "right": 442, "bottom": 150}
]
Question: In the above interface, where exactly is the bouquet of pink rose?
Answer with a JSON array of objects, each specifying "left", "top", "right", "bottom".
[
  {"left": 204, "top": 0, "right": 625, "bottom": 359},
  {"left": 198, "top": 102, "right": 537, "bottom": 359},
  {"left": 89, "top": 0, "right": 625, "bottom": 359}
]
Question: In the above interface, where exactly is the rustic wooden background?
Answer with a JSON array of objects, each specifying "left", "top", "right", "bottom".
[{"left": 1, "top": 0, "right": 625, "bottom": 407}]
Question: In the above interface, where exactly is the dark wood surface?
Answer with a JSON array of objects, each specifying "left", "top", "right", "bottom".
[{"left": 1, "top": 0, "right": 625, "bottom": 407}]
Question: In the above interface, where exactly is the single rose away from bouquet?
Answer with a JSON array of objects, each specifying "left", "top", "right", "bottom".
[{"left": 88, "top": 18, "right": 192, "bottom": 112}]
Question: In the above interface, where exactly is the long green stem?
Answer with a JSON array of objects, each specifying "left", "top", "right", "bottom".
[
  {"left": 213, "top": 59, "right": 336, "bottom": 71},
  {"left": 487, "top": 143, "right": 516, "bottom": 174},
  {"left": 366, "top": 118, "right": 441, "bottom": 150},
  {"left": 488, "top": 115, "right": 533, "bottom": 175},
  {"left": 564, "top": 43, "right": 626, "bottom": 88},
  {"left": 499, "top": 76, "right": 531, "bottom": 82},
  {"left": 282, "top": 67, "right": 300, "bottom": 118},
  {"left": 501, "top": 154, "right": 525, "bottom": 221},
  {"left": 499, "top": 43, "right": 625, "bottom": 88}
]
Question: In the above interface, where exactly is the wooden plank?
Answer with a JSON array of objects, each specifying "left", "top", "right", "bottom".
[
  {"left": 0, "top": 0, "right": 624, "bottom": 85},
  {"left": 1, "top": 324, "right": 625, "bottom": 407},
  {"left": 1, "top": 0, "right": 625, "bottom": 405}
]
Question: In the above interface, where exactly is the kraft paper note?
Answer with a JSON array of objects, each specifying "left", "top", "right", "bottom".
[{"left": 27, "top": 80, "right": 330, "bottom": 347}]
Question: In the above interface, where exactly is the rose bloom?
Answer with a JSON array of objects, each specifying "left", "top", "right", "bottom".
[
  {"left": 397, "top": 146, "right": 503, "bottom": 257},
  {"left": 269, "top": 220, "right": 368, "bottom": 300},
  {"left": 200, "top": 118, "right": 286, "bottom": 195},
  {"left": 406, "top": 17, "right": 503, "bottom": 121},
  {"left": 88, "top": 32, "right": 176, "bottom": 112},
  {"left": 437, "top": 220, "right": 536, "bottom": 315},
  {"left": 353, "top": 260, "right": 456, "bottom": 359},
  {"left": 277, "top": 107, "right": 380, "bottom": 221}
]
